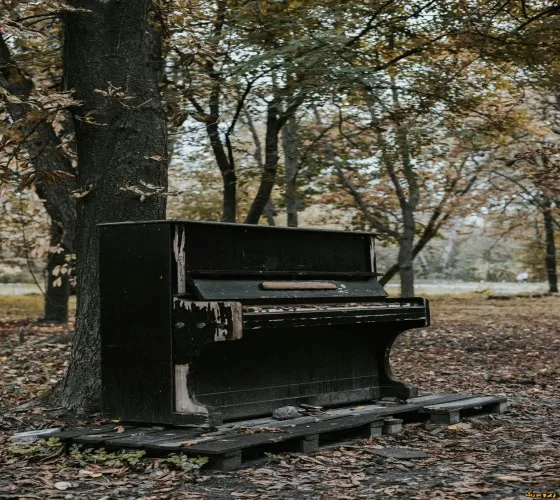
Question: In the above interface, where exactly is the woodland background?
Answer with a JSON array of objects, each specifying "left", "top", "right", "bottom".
[
  {"left": 1, "top": 3, "right": 560, "bottom": 498},
  {"left": 0, "top": 0, "right": 559, "bottom": 409},
  {"left": 1, "top": 0, "right": 559, "bottom": 298}
]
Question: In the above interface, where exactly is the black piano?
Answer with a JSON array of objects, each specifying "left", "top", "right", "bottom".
[{"left": 99, "top": 220, "right": 430, "bottom": 426}]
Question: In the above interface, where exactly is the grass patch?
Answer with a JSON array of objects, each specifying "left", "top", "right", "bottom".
[{"left": 0, "top": 295, "right": 76, "bottom": 320}]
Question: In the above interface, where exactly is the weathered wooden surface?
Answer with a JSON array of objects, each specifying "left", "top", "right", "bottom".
[
  {"left": 419, "top": 396, "right": 508, "bottom": 424},
  {"left": 52, "top": 393, "right": 506, "bottom": 470}
]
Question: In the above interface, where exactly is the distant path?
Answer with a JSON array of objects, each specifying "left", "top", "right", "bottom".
[
  {"left": 0, "top": 281, "right": 549, "bottom": 296},
  {"left": 383, "top": 280, "right": 547, "bottom": 296}
]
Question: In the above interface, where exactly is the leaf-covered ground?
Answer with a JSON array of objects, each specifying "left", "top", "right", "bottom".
[{"left": 0, "top": 294, "right": 559, "bottom": 499}]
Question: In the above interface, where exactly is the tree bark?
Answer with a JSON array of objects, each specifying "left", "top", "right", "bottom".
[
  {"left": 543, "top": 201, "right": 558, "bottom": 293},
  {"left": 206, "top": 118, "right": 237, "bottom": 222},
  {"left": 382, "top": 78, "right": 419, "bottom": 297},
  {"left": 440, "top": 218, "right": 463, "bottom": 275},
  {"left": 245, "top": 100, "right": 281, "bottom": 224},
  {"left": 57, "top": 0, "right": 168, "bottom": 412},
  {"left": 244, "top": 107, "right": 275, "bottom": 225},
  {"left": 282, "top": 117, "right": 299, "bottom": 227},
  {"left": 0, "top": 35, "right": 76, "bottom": 322},
  {"left": 398, "top": 208, "right": 416, "bottom": 297}
]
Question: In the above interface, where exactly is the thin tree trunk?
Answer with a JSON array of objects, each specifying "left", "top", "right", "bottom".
[
  {"left": 0, "top": 35, "right": 76, "bottom": 321},
  {"left": 385, "top": 76, "right": 419, "bottom": 297},
  {"left": 380, "top": 214, "right": 444, "bottom": 285},
  {"left": 441, "top": 218, "right": 463, "bottom": 275},
  {"left": 282, "top": 117, "right": 299, "bottom": 227},
  {"left": 398, "top": 209, "right": 415, "bottom": 297},
  {"left": 245, "top": 100, "right": 280, "bottom": 224},
  {"left": 543, "top": 201, "right": 558, "bottom": 293},
  {"left": 57, "top": 0, "right": 168, "bottom": 412},
  {"left": 244, "top": 107, "right": 275, "bottom": 225},
  {"left": 205, "top": 62, "right": 236, "bottom": 222}
]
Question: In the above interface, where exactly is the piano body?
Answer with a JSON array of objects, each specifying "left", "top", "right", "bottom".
[{"left": 99, "top": 220, "right": 430, "bottom": 426}]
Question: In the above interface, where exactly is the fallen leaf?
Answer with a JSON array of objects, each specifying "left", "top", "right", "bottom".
[
  {"left": 495, "top": 475, "right": 527, "bottom": 482},
  {"left": 180, "top": 441, "right": 197, "bottom": 447},
  {"left": 79, "top": 469, "right": 102, "bottom": 478},
  {"left": 54, "top": 481, "right": 73, "bottom": 490}
]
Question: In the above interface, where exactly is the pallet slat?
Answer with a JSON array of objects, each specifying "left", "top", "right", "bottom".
[
  {"left": 420, "top": 396, "right": 506, "bottom": 412},
  {"left": 106, "top": 428, "right": 205, "bottom": 448},
  {"left": 74, "top": 427, "right": 165, "bottom": 445},
  {"left": 419, "top": 396, "right": 507, "bottom": 424},
  {"left": 53, "top": 424, "right": 133, "bottom": 440}
]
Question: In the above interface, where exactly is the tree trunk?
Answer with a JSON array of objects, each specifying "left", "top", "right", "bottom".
[
  {"left": 222, "top": 164, "right": 237, "bottom": 223},
  {"left": 0, "top": 35, "right": 77, "bottom": 321},
  {"left": 282, "top": 117, "right": 299, "bottom": 227},
  {"left": 543, "top": 202, "right": 558, "bottom": 293},
  {"left": 245, "top": 100, "right": 280, "bottom": 224},
  {"left": 204, "top": 121, "right": 236, "bottom": 222},
  {"left": 441, "top": 218, "right": 463, "bottom": 275},
  {"left": 244, "top": 107, "right": 275, "bottom": 225},
  {"left": 57, "top": 0, "right": 168, "bottom": 412},
  {"left": 398, "top": 208, "right": 415, "bottom": 297},
  {"left": 44, "top": 225, "right": 70, "bottom": 323}
]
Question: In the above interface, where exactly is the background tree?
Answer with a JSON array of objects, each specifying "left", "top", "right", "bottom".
[{"left": 1, "top": 6, "right": 77, "bottom": 322}]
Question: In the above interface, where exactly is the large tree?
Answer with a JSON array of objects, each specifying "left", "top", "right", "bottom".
[{"left": 55, "top": 0, "right": 168, "bottom": 411}]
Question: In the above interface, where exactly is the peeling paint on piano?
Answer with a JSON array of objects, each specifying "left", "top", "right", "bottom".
[
  {"left": 173, "top": 298, "right": 243, "bottom": 350},
  {"left": 174, "top": 364, "right": 208, "bottom": 415},
  {"left": 173, "top": 225, "right": 186, "bottom": 294},
  {"left": 369, "top": 235, "right": 376, "bottom": 274}
]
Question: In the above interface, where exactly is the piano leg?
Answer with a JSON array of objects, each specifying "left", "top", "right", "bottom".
[{"left": 375, "top": 328, "right": 418, "bottom": 400}]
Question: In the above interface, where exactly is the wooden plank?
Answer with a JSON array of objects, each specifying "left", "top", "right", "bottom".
[
  {"left": 175, "top": 414, "right": 388, "bottom": 455},
  {"left": 407, "top": 394, "right": 472, "bottom": 405},
  {"left": 52, "top": 425, "right": 132, "bottom": 441},
  {"left": 419, "top": 396, "right": 506, "bottom": 413},
  {"left": 106, "top": 428, "right": 205, "bottom": 448},
  {"left": 74, "top": 427, "right": 164, "bottom": 445}
]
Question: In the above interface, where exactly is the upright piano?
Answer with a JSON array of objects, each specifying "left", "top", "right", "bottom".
[{"left": 99, "top": 220, "right": 430, "bottom": 426}]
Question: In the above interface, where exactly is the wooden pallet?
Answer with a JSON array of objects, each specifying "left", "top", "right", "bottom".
[
  {"left": 419, "top": 395, "right": 508, "bottom": 424},
  {"left": 50, "top": 393, "right": 506, "bottom": 470}
]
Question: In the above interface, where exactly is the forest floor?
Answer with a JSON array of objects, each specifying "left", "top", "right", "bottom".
[{"left": 0, "top": 293, "right": 559, "bottom": 499}]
